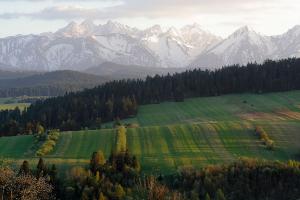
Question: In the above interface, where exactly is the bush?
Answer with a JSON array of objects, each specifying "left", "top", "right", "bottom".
[
  {"left": 36, "top": 130, "right": 60, "bottom": 156},
  {"left": 116, "top": 126, "right": 127, "bottom": 153},
  {"left": 255, "top": 126, "right": 275, "bottom": 150},
  {"left": 266, "top": 139, "right": 275, "bottom": 150}
]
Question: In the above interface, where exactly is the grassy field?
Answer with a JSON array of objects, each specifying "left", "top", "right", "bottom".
[
  {"left": 1, "top": 91, "right": 300, "bottom": 173},
  {"left": 0, "top": 103, "right": 29, "bottom": 111},
  {"left": 0, "top": 97, "right": 29, "bottom": 111}
]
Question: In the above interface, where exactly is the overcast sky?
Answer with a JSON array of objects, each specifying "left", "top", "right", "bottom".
[{"left": 0, "top": 0, "right": 299, "bottom": 38}]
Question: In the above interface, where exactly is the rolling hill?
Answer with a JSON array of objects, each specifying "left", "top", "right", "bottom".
[
  {"left": 85, "top": 62, "right": 185, "bottom": 79},
  {"left": 0, "top": 70, "right": 109, "bottom": 97},
  {"left": 0, "top": 70, "right": 108, "bottom": 89},
  {"left": 0, "top": 69, "right": 39, "bottom": 80},
  {"left": 0, "top": 63, "right": 186, "bottom": 97},
  {"left": 1, "top": 91, "right": 300, "bottom": 173}
]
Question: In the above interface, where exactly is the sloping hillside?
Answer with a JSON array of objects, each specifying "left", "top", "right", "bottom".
[
  {"left": 0, "top": 70, "right": 107, "bottom": 88},
  {"left": 0, "top": 70, "right": 109, "bottom": 97},
  {"left": 0, "top": 70, "right": 39, "bottom": 80},
  {"left": 85, "top": 62, "right": 185, "bottom": 80},
  {"left": 1, "top": 91, "right": 300, "bottom": 173}
]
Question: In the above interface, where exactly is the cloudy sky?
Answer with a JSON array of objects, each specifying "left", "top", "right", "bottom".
[{"left": 0, "top": 0, "right": 299, "bottom": 38}]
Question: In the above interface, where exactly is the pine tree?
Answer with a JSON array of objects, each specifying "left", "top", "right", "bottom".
[
  {"left": 113, "top": 184, "right": 125, "bottom": 200},
  {"left": 19, "top": 160, "right": 30, "bottom": 175},
  {"left": 216, "top": 189, "right": 226, "bottom": 200},
  {"left": 105, "top": 99, "right": 114, "bottom": 120},
  {"left": 35, "top": 123, "right": 44, "bottom": 135},
  {"left": 97, "top": 150, "right": 106, "bottom": 165},
  {"left": 37, "top": 158, "right": 47, "bottom": 177},
  {"left": 90, "top": 151, "right": 100, "bottom": 174},
  {"left": 205, "top": 193, "right": 211, "bottom": 200},
  {"left": 49, "top": 164, "right": 57, "bottom": 183},
  {"left": 98, "top": 192, "right": 106, "bottom": 200},
  {"left": 132, "top": 156, "right": 140, "bottom": 171},
  {"left": 90, "top": 150, "right": 105, "bottom": 174}
]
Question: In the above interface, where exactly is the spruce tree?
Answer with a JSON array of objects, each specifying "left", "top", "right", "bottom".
[
  {"left": 216, "top": 189, "right": 226, "bottom": 200},
  {"left": 19, "top": 160, "right": 30, "bottom": 175},
  {"left": 37, "top": 157, "right": 47, "bottom": 177}
]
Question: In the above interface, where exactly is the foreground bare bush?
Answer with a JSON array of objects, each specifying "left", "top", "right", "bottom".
[
  {"left": 0, "top": 167, "right": 54, "bottom": 200},
  {"left": 135, "top": 176, "right": 183, "bottom": 200}
]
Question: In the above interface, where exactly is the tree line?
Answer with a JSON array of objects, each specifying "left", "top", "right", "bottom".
[
  {"left": 164, "top": 158, "right": 300, "bottom": 200},
  {"left": 1, "top": 156, "right": 300, "bottom": 200},
  {"left": 1, "top": 58, "right": 300, "bottom": 136}
]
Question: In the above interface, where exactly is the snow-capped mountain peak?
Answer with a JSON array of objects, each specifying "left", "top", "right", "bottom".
[
  {"left": 181, "top": 23, "right": 222, "bottom": 51},
  {"left": 274, "top": 25, "right": 300, "bottom": 58},
  {"left": 190, "top": 25, "right": 280, "bottom": 69},
  {"left": 80, "top": 19, "right": 96, "bottom": 33},
  {"left": 143, "top": 25, "right": 163, "bottom": 37},
  {"left": 56, "top": 20, "right": 96, "bottom": 37},
  {"left": 284, "top": 25, "right": 300, "bottom": 37},
  {"left": 1, "top": 20, "right": 300, "bottom": 71},
  {"left": 181, "top": 23, "right": 205, "bottom": 33},
  {"left": 230, "top": 26, "right": 257, "bottom": 38},
  {"left": 96, "top": 20, "right": 138, "bottom": 36},
  {"left": 102, "top": 20, "right": 125, "bottom": 32},
  {"left": 165, "top": 27, "right": 181, "bottom": 38},
  {"left": 56, "top": 21, "right": 80, "bottom": 36}
]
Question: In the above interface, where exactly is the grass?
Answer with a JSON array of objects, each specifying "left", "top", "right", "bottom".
[
  {"left": 133, "top": 91, "right": 300, "bottom": 126},
  {"left": 0, "top": 135, "right": 35, "bottom": 158},
  {"left": 0, "top": 103, "right": 29, "bottom": 111},
  {"left": 0, "top": 97, "right": 29, "bottom": 111},
  {"left": 50, "top": 129, "right": 116, "bottom": 159},
  {"left": 1, "top": 91, "right": 300, "bottom": 174}
]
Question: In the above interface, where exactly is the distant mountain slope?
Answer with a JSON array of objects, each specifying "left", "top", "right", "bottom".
[
  {"left": 0, "top": 63, "right": 186, "bottom": 97},
  {"left": 85, "top": 62, "right": 186, "bottom": 79},
  {"left": 0, "top": 70, "right": 109, "bottom": 97},
  {"left": 0, "top": 70, "right": 39, "bottom": 80},
  {"left": 0, "top": 62, "right": 19, "bottom": 71},
  {"left": 0, "top": 70, "right": 107, "bottom": 89},
  {"left": 273, "top": 25, "right": 300, "bottom": 58}
]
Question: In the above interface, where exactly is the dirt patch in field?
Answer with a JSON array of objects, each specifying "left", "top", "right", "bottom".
[
  {"left": 239, "top": 112, "right": 286, "bottom": 121},
  {"left": 239, "top": 110, "right": 300, "bottom": 121},
  {"left": 276, "top": 110, "right": 300, "bottom": 120}
]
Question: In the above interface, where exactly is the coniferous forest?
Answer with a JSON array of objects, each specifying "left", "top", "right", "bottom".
[{"left": 1, "top": 58, "right": 300, "bottom": 136}]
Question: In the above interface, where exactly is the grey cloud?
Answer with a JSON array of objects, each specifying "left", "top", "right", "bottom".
[
  {"left": 0, "top": 0, "right": 288, "bottom": 20},
  {"left": 31, "top": 6, "right": 106, "bottom": 20},
  {"left": 0, "top": 6, "right": 107, "bottom": 20}
]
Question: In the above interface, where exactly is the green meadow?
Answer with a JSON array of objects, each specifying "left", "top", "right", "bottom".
[
  {"left": 0, "top": 97, "right": 29, "bottom": 111},
  {"left": 1, "top": 91, "right": 300, "bottom": 173}
]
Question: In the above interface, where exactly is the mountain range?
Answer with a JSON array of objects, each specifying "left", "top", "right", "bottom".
[
  {"left": 191, "top": 26, "right": 300, "bottom": 68},
  {"left": 0, "top": 20, "right": 300, "bottom": 71}
]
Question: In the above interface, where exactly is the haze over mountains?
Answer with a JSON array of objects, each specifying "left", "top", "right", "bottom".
[
  {"left": 0, "top": 20, "right": 300, "bottom": 72},
  {"left": 0, "top": 62, "right": 185, "bottom": 97},
  {"left": 0, "top": 70, "right": 107, "bottom": 89},
  {"left": 85, "top": 62, "right": 185, "bottom": 80}
]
